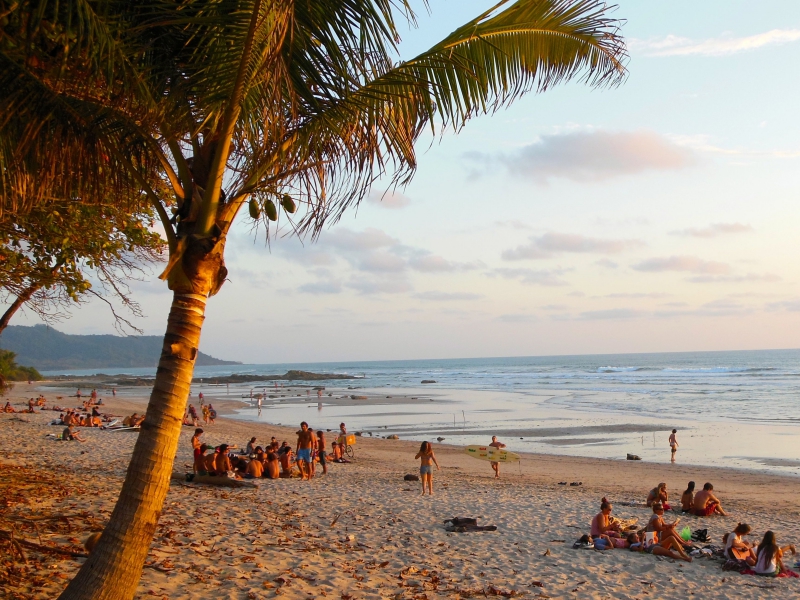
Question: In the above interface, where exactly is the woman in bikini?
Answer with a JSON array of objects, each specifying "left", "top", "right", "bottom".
[
  {"left": 414, "top": 441, "right": 440, "bottom": 496},
  {"left": 646, "top": 503, "right": 690, "bottom": 549},
  {"left": 591, "top": 499, "right": 621, "bottom": 544}
]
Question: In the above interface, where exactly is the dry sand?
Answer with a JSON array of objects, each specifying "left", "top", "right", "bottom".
[{"left": 2, "top": 382, "right": 799, "bottom": 599}]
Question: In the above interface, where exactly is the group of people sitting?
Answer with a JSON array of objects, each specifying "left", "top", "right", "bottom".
[
  {"left": 723, "top": 523, "right": 797, "bottom": 576},
  {"left": 190, "top": 425, "right": 351, "bottom": 482},
  {"left": 646, "top": 481, "right": 727, "bottom": 517},
  {"left": 57, "top": 408, "right": 106, "bottom": 428},
  {"left": 121, "top": 412, "right": 145, "bottom": 427}
]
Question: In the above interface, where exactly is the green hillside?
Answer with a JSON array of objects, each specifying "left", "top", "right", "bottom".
[{"left": 0, "top": 325, "right": 240, "bottom": 370}]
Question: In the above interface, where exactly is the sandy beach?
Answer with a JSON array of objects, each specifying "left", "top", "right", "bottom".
[{"left": 2, "top": 381, "right": 800, "bottom": 599}]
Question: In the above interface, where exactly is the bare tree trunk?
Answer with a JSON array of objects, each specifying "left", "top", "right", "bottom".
[
  {"left": 0, "top": 284, "right": 39, "bottom": 334},
  {"left": 58, "top": 291, "right": 207, "bottom": 600}
]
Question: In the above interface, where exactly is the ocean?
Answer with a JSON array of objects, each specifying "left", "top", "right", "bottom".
[{"left": 45, "top": 348, "right": 800, "bottom": 475}]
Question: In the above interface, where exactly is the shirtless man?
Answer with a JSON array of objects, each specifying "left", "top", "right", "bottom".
[
  {"left": 296, "top": 422, "right": 314, "bottom": 480},
  {"left": 265, "top": 452, "right": 280, "bottom": 479},
  {"left": 317, "top": 430, "right": 328, "bottom": 475},
  {"left": 194, "top": 444, "right": 209, "bottom": 474},
  {"left": 308, "top": 428, "right": 318, "bottom": 477},
  {"left": 215, "top": 444, "right": 233, "bottom": 475},
  {"left": 279, "top": 446, "right": 294, "bottom": 477},
  {"left": 245, "top": 456, "right": 264, "bottom": 478},
  {"left": 489, "top": 436, "right": 506, "bottom": 479},
  {"left": 204, "top": 448, "right": 219, "bottom": 474},
  {"left": 693, "top": 482, "right": 727, "bottom": 516}
]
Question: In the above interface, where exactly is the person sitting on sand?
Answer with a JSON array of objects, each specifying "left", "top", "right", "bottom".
[
  {"left": 63, "top": 424, "right": 86, "bottom": 442},
  {"left": 122, "top": 413, "right": 137, "bottom": 427},
  {"left": 90, "top": 415, "right": 102, "bottom": 427},
  {"left": 693, "top": 482, "right": 727, "bottom": 516},
  {"left": 646, "top": 483, "right": 671, "bottom": 510},
  {"left": 627, "top": 531, "right": 692, "bottom": 562},
  {"left": 28, "top": 398, "right": 35, "bottom": 411},
  {"left": 646, "top": 503, "right": 690, "bottom": 548},
  {"left": 3, "top": 402, "right": 15, "bottom": 413},
  {"left": 245, "top": 455, "right": 263, "bottom": 479},
  {"left": 414, "top": 441, "right": 440, "bottom": 496},
  {"left": 132, "top": 414, "right": 145, "bottom": 427},
  {"left": 724, "top": 523, "right": 758, "bottom": 565},
  {"left": 194, "top": 444, "right": 209, "bottom": 475},
  {"left": 681, "top": 481, "right": 695, "bottom": 513},
  {"left": 245, "top": 437, "right": 257, "bottom": 455},
  {"left": 279, "top": 445, "right": 294, "bottom": 477},
  {"left": 265, "top": 452, "right": 280, "bottom": 479},
  {"left": 591, "top": 499, "right": 622, "bottom": 541},
  {"left": 754, "top": 531, "right": 797, "bottom": 576},
  {"left": 204, "top": 447, "right": 219, "bottom": 474},
  {"left": 215, "top": 444, "right": 233, "bottom": 475}
]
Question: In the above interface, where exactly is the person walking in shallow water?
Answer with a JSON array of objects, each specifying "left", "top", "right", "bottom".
[
  {"left": 489, "top": 435, "right": 506, "bottom": 479},
  {"left": 669, "top": 429, "right": 679, "bottom": 462}
]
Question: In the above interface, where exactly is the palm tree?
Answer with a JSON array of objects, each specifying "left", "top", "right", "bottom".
[{"left": 4, "top": 1, "right": 627, "bottom": 598}]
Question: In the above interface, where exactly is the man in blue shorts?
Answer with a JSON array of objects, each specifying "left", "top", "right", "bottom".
[{"left": 296, "top": 421, "right": 314, "bottom": 480}]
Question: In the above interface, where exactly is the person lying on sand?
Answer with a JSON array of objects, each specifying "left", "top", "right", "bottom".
[
  {"left": 724, "top": 523, "right": 758, "bottom": 565},
  {"left": 627, "top": 531, "right": 692, "bottom": 562},
  {"left": 591, "top": 499, "right": 622, "bottom": 540},
  {"left": 646, "top": 483, "right": 671, "bottom": 510},
  {"left": 754, "top": 531, "right": 797, "bottom": 576},
  {"left": 646, "top": 503, "right": 690, "bottom": 548},
  {"left": 62, "top": 424, "right": 86, "bottom": 442},
  {"left": 122, "top": 413, "right": 137, "bottom": 427},
  {"left": 681, "top": 481, "right": 695, "bottom": 513},
  {"left": 576, "top": 534, "right": 613, "bottom": 550},
  {"left": 693, "top": 482, "right": 727, "bottom": 516},
  {"left": 265, "top": 452, "right": 280, "bottom": 479}
]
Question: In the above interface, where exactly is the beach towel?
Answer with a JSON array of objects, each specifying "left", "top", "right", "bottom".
[{"left": 740, "top": 568, "right": 800, "bottom": 578}]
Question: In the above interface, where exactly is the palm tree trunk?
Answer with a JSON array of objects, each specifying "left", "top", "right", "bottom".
[
  {"left": 0, "top": 284, "right": 40, "bottom": 334},
  {"left": 58, "top": 290, "right": 208, "bottom": 600}
]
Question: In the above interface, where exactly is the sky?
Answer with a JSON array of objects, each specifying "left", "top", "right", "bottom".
[{"left": 10, "top": 1, "right": 800, "bottom": 363}]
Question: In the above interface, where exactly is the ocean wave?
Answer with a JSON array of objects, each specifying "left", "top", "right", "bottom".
[{"left": 596, "top": 366, "right": 653, "bottom": 373}]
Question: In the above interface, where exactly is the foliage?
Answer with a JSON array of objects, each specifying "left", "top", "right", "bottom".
[
  {"left": 0, "top": 200, "right": 165, "bottom": 331},
  {"left": 0, "top": 349, "right": 41, "bottom": 387}
]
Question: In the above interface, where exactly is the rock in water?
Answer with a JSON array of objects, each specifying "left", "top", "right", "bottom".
[
  {"left": 421, "top": 380, "right": 437, "bottom": 384},
  {"left": 626, "top": 453, "right": 642, "bottom": 461}
]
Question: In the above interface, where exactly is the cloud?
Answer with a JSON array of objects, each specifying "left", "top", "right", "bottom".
[
  {"left": 767, "top": 299, "right": 800, "bottom": 312},
  {"left": 594, "top": 259, "right": 618, "bottom": 269},
  {"left": 357, "top": 252, "right": 407, "bottom": 273},
  {"left": 414, "top": 291, "right": 482, "bottom": 301},
  {"left": 297, "top": 281, "right": 342, "bottom": 294},
  {"left": 633, "top": 29, "right": 800, "bottom": 57},
  {"left": 366, "top": 189, "right": 411, "bottom": 209},
  {"left": 488, "top": 268, "right": 569, "bottom": 286},
  {"left": 672, "top": 223, "right": 754, "bottom": 238},
  {"left": 496, "top": 313, "right": 538, "bottom": 323},
  {"left": 580, "top": 308, "right": 646, "bottom": 320},
  {"left": 602, "top": 292, "right": 670, "bottom": 299},
  {"left": 632, "top": 255, "right": 730, "bottom": 275},
  {"left": 408, "top": 255, "right": 460, "bottom": 273},
  {"left": 325, "top": 228, "right": 398, "bottom": 251},
  {"left": 503, "top": 232, "right": 645, "bottom": 261},
  {"left": 347, "top": 278, "right": 413, "bottom": 295},
  {"left": 688, "top": 273, "right": 781, "bottom": 284},
  {"left": 481, "top": 130, "right": 694, "bottom": 183}
]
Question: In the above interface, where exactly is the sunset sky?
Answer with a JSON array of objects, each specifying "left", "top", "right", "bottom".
[{"left": 13, "top": 1, "right": 800, "bottom": 364}]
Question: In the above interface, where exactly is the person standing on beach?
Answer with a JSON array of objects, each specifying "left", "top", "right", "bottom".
[
  {"left": 317, "top": 430, "right": 328, "bottom": 475},
  {"left": 296, "top": 422, "right": 314, "bottom": 481},
  {"left": 415, "top": 441, "right": 440, "bottom": 495},
  {"left": 669, "top": 429, "right": 679, "bottom": 459},
  {"left": 489, "top": 436, "right": 506, "bottom": 479}
]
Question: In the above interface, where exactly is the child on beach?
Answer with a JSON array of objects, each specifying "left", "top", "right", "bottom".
[{"left": 414, "top": 441, "right": 440, "bottom": 495}]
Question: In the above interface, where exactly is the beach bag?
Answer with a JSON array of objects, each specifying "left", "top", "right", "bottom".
[{"left": 680, "top": 526, "right": 692, "bottom": 541}]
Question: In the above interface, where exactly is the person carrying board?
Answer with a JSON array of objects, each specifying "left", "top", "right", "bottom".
[{"left": 489, "top": 436, "right": 506, "bottom": 479}]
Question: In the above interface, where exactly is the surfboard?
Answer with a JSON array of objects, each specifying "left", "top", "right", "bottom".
[{"left": 464, "top": 445, "right": 520, "bottom": 462}]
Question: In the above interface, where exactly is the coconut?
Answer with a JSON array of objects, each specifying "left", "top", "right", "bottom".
[
  {"left": 248, "top": 198, "right": 261, "bottom": 219},
  {"left": 265, "top": 199, "right": 278, "bottom": 221},
  {"left": 280, "top": 194, "right": 297, "bottom": 214}
]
